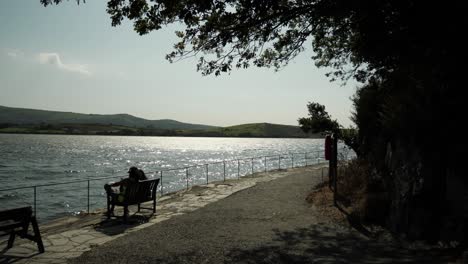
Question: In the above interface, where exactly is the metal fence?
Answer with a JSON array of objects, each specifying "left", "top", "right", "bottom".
[{"left": 0, "top": 149, "right": 337, "bottom": 221}]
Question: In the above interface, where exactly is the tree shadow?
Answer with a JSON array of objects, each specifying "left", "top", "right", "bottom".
[{"left": 226, "top": 223, "right": 457, "bottom": 264}]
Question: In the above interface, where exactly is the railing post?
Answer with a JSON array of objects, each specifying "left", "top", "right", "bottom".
[
  {"left": 264, "top": 156, "right": 267, "bottom": 172},
  {"left": 237, "top": 159, "right": 240, "bottom": 179},
  {"left": 278, "top": 155, "right": 281, "bottom": 169},
  {"left": 186, "top": 167, "right": 189, "bottom": 190},
  {"left": 87, "top": 180, "right": 90, "bottom": 214},
  {"left": 160, "top": 171, "right": 163, "bottom": 195},
  {"left": 206, "top": 164, "right": 209, "bottom": 184},
  {"left": 33, "top": 186, "right": 37, "bottom": 217},
  {"left": 333, "top": 135, "right": 338, "bottom": 206},
  {"left": 223, "top": 161, "right": 226, "bottom": 182},
  {"left": 305, "top": 153, "right": 307, "bottom": 167},
  {"left": 251, "top": 158, "right": 254, "bottom": 175},
  {"left": 291, "top": 154, "right": 294, "bottom": 168}
]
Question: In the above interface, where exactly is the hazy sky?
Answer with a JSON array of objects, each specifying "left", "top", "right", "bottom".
[{"left": 0, "top": 1, "right": 358, "bottom": 127}]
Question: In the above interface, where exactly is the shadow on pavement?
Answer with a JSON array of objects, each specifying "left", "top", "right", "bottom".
[
  {"left": 226, "top": 223, "right": 457, "bottom": 264},
  {"left": 0, "top": 246, "right": 42, "bottom": 264},
  {"left": 93, "top": 213, "right": 152, "bottom": 236}
]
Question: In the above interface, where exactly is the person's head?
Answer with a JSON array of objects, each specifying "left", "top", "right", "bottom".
[
  {"left": 138, "top": 169, "right": 147, "bottom": 180},
  {"left": 128, "top": 166, "right": 139, "bottom": 181}
]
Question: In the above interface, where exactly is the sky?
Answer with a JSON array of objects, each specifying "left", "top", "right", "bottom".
[{"left": 0, "top": 1, "right": 358, "bottom": 127}]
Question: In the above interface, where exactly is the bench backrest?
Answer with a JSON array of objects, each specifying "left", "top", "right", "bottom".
[
  {"left": 0, "top": 206, "right": 32, "bottom": 232},
  {"left": 123, "top": 178, "right": 160, "bottom": 204}
]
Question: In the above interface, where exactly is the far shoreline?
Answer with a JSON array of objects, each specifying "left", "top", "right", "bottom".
[{"left": 0, "top": 131, "right": 323, "bottom": 139}]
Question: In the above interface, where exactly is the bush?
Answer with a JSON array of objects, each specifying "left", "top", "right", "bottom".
[{"left": 337, "top": 158, "right": 389, "bottom": 225}]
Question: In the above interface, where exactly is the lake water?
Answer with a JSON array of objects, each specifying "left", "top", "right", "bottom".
[{"left": 0, "top": 134, "right": 338, "bottom": 222}]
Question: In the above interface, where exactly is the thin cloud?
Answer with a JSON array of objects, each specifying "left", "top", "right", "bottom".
[
  {"left": 37, "top": 52, "right": 91, "bottom": 75},
  {"left": 5, "top": 49, "right": 24, "bottom": 58}
]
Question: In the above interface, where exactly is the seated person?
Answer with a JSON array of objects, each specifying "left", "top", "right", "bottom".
[
  {"left": 138, "top": 168, "right": 148, "bottom": 181},
  {"left": 104, "top": 166, "right": 145, "bottom": 203}
]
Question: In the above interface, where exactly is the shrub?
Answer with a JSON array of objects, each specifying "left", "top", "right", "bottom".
[{"left": 337, "top": 158, "right": 389, "bottom": 225}]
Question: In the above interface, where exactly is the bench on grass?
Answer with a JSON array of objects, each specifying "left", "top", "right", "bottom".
[
  {"left": 0, "top": 206, "right": 44, "bottom": 253},
  {"left": 106, "top": 178, "right": 160, "bottom": 222}
]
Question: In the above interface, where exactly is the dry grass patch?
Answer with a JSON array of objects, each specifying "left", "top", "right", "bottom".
[{"left": 306, "top": 182, "right": 347, "bottom": 223}]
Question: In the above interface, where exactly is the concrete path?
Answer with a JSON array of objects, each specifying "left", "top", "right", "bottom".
[
  {"left": 1, "top": 166, "right": 326, "bottom": 264},
  {"left": 68, "top": 166, "right": 456, "bottom": 264},
  {"left": 1, "top": 165, "right": 457, "bottom": 263}
]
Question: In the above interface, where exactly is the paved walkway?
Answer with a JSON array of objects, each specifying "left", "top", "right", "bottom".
[
  {"left": 1, "top": 165, "right": 458, "bottom": 263},
  {"left": 1, "top": 166, "right": 326, "bottom": 264}
]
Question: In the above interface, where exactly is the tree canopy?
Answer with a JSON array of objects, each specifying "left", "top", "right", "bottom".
[
  {"left": 298, "top": 102, "right": 358, "bottom": 155},
  {"left": 38, "top": 0, "right": 432, "bottom": 80},
  {"left": 298, "top": 102, "right": 339, "bottom": 135}
]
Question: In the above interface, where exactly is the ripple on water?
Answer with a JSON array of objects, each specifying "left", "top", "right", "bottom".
[{"left": 0, "top": 134, "right": 328, "bottom": 222}]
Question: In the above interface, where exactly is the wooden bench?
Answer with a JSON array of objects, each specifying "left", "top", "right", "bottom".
[
  {"left": 106, "top": 178, "right": 160, "bottom": 222},
  {"left": 0, "top": 206, "right": 44, "bottom": 253}
]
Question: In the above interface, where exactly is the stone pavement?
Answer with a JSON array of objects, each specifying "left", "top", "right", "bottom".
[{"left": 0, "top": 165, "right": 327, "bottom": 264}]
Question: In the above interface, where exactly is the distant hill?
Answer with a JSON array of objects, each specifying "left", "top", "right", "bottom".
[
  {"left": 0, "top": 105, "right": 318, "bottom": 138},
  {"left": 177, "top": 123, "right": 318, "bottom": 138},
  {"left": 0, "top": 105, "right": 216, "bottom": 130},
  {"left": 219, "top": 123, "right": 312, "bottom": 138}
]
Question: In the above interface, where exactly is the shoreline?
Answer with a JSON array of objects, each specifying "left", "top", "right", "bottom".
[{"left": 0, "top": 131, "right": 321, "bottom": 139}]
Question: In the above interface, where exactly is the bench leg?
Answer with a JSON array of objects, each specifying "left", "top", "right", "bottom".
[
  {"left": 7, "top": 231, "right": 16, "bottom": 249},
  {"left": 153, "top": 198, "right": 156, "bottom": 213},
  {"left": 138, "top": 203, "right": 141, "bottom": 212},
  {"left": 107, "top": 205, "right": 111, "bottom": 219},
  {"left": 31, "top": 217, "right": 45, "bottom": 253},
  {"left": 123, "top": 206, "right": 129, "bottom": 223},
  {"left": 107, "top": 196, "right": 113, "bottom": 219}
]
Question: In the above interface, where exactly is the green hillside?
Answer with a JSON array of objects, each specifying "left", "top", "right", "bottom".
[
  {"left": 0, "top": 106, "right": 319, "bottom": 138},
  {"left": 221, "top": 123, "right": 313, "bottom": 138},
  {"left": 0, "top": 105, "right": 216, "bottom": 130},
  {"left": 180, "top": 123, "right": 319, "bottom": 138}
]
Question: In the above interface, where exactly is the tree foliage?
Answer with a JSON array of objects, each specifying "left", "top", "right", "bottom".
[
  {"left": 38, "top": 0, "right": 444, "bottom": 81},
  {"left": 298, "top": 102, "right": 339, "bottom": 135},
  {"left": 40, "top": 0, "right": 462, "bottom": 83},
  {"left": 298, "top": 102, "right": 359, "bottom": 155}
]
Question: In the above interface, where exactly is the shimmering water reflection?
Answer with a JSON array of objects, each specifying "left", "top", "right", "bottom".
[{"left": 0, "top": 134, "right": 331, "bottom": 221}]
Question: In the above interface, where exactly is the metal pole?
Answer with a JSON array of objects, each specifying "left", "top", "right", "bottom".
[
  {"left": 33, "top": 186, "right": 37, "bottom": 217},
  {"left": 186, "top": 167, "right": 189, "bottom": 190},
  {"left": 264, "top": 156, "right": 267, "bottom": 172},
  {"left": 223, "top": 161, "right": 226, "bottom": 182},
  {"left": 329, "top": 147, "right": 332, "bottom": 189},
  {"left": 251, "top": 158, "right": 254, "bottom": 175},
  {"left": 206, "top": 164, "right": 209, "bottom": 184},
  {"left": 333, "top": 135, "right": 338, "bottom": 206},
  {"left": 279, "top": 155, "right": 281, "bottom": 169},
  {"left": 160, "top": 171, "right": 163, "bottom": 195},
  {"left": 291, "top": 154, "right": 294, "bottom": 168},
  {"left": 237, "top": 159, "right": 240, "bottom": 179},
  {"left": 87, "top": 180, "right": 90, "bottom": 214},
  {"left": 305, "top": 153, "right": 307, "bottom": 167}
]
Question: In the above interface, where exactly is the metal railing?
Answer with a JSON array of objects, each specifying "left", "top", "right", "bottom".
[{"left": 0, "top": 149, "right": 337, "bottom": 220}]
